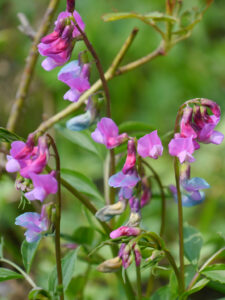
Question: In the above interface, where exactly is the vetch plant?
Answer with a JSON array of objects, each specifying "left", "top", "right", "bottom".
[{"left": 1, "top": 0, "right": 225, "bottom": 300}]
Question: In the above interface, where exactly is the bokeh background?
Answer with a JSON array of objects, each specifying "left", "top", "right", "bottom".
[{"left": 0, "top": 0, "right": 225, "bottom": 299}]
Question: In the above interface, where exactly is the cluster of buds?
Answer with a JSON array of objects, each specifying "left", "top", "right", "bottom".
[
  {"left": 6, "top": 135, "right": 57, "bottom": 242},
  {"left": 169, "top": 99, "right": 223, "bottom": 206},
  {"left": 91, "top": 117, "right": 164, "bottom": 270}
]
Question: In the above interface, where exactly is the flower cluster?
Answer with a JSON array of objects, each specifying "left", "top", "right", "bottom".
[
  {"left": 92, "top": 117, "right": 163, "bottom": 270},
  {"left": 169, "top": 99, "right": 223, "bottom": 206},
  {"left": 6, "top": 135, "right": 57, "bottom": 242}
]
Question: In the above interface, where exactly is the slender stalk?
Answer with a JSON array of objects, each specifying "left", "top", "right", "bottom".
[
  {"left": 0, "top": 258, "right": 37, "bottom": 288},
  {"left": 136, "top": 265, "right": 142, "bottom": 300},
  {"left": 141, "top": 159, "right": 166, "bottom": 237},
  {"left": 145, "top": 273, "right": 154, "bottom": 297},
  {"left": 187, "top": 247, "right": 225, "bottom": 290},
  {"left": 174, "top": 157, "right": 185, "bottom": 292},
  {"left": 6, "top": 0, "right": 60, "bottom": 132},
  {"left": 47, "top": 135, "right": 64, "bottom": 300}
]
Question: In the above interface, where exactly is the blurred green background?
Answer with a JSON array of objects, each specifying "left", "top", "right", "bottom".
[{"left": 0, "top": 0, "right": 225, "bottom": 299}]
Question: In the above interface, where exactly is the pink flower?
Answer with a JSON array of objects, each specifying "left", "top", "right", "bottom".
[
  {"left": 58, "top": 60, "right": 90, "bottom": 102},
  {"left": 180, "top": 107, "right": 197, "bottom": 138},
  {"left": 25, "top": 171, "right": 58, "bottom": 202},
  {"left": 38, "top": 11, "right": 85, "bottom": 71},
  {"left": 110, "top": 226, "right": 141, "bottom": 239},
  {"left": 168, "top": 136, "right": 195, "bottom": 163},
  {"left": 122, "top": 139, "right": 136, "bottom": 174},
  {"left": 137, "top": 130, "right": 163, "bottom": 159},
  {"left": 91, "top": 118, "right": 128, "bottom": 149},
  {"left": 15, "top": 205, "right": 49, "bottom": 243}
]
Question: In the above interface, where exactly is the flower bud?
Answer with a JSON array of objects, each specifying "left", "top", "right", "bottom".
[{"left": 97, "top": 257, "right": 122, "bottom": 273}]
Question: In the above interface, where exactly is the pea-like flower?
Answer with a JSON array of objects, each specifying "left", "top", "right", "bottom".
[
  {"left": 24, "top": 171, "right": 58, "bottom": 202},
  {"left": 58, "top": 60, "right": 90, "bottom": 102},
  {"left": 91, "top": 118, "right": 128, "bottom": 149},
  {"left": 110, "top": 226, "right": 141, "bottom": 239},
  {"left": 15, "top": 205, "right": 49, "bottom": 243},
  {"left": 122, "top": 139, "right": 137, "bottom": 174},
  {"left": 137, "top": 130, "right": 163, "bottom": 159},
  {"left": 168, "top": 135, "right": 195, "bottom": 164},
  {"left": 109, "top": 169, "right": 140, "bottom": 188},
  {"left": 38, "top": 11, "right": 85, "bottom": 71}
]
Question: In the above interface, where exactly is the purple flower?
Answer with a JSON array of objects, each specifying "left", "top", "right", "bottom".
[
  {"left": 137, "top": 130, "right": 163, "bottom": 159},
  {"left": 58, "top": 60, "right": 90, "bottom": 102},
  {"left": 180, "top": 107, "right": 197, "bottom": 138},
  {"left": 25, "top": 171, "right": 58, "bottom": 202},
  {"left": 91, "top": 118, "right": 128, "bottom": 149},
  {"left": 133, "top": 243, "right": 141, "bottom": 266},
  {"left": 168, "top": 136, "right": 195, "bottom": 164},
  {"left": 38, "top": 11, "right": 85, "bottom": 71},
  {"left": 15, "top": 205, "right": 49, "bottom": 242},
  {"left": 122, "top": 139, "right": 136, "bottom": 174},
  {"left": 118, "top": 243, "right": 132, "bottom": 269},
  {"left": 140, "top": 177, "right": 151, "bottom": 208},
  {"left": 110, "top": 226, "right": 141, "bottom": 239},
  {"left": 118, "top": 187, "right": 133, "bottom": 200},
  {"left": 109, "top": 169, "right": 140, "bottom": 189},
  {"left": 129, "top": 197, "right": 140, "bottom": 213},
  {"left": 170, "top": 177, "right": 210, "bottom": 207}
]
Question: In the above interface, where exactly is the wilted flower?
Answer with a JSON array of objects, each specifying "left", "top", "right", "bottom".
[
  {"left": 38, "top": 11, "right": 85, "bottom": 70},
  {"left": 58, "top": 60, "right": 90, "bottom": 102},
  {"left": 95, "top": 201, "right": 127, "bottom": 222},
  {"left": 91, "top": 118, "right": 128, "bottom": 149},
  {"left": 15, "top": 205, "right": 49, "bottom": 243},
  {"left": 137, "top": 130, "right": 163, "bottom": 159},
  {"left": 97, "top": 257, "right": 122, "bottom": 273},
  {"left": 24, "top": 171, "right": 58, "bottom": 202}
]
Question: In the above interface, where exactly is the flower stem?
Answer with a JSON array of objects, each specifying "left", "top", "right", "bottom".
[
  {"left": 47, "top": 134, "right": 64, "bottom": 300},
  {"left": 6, "top": 0, "right": 60, "bottom": 132},
  {"left": 0, "top": 258, "right": 37, "bottom": 288},
  {"left": 141, "top": 159, "right": 166, "bottom": 237},
  {"left": 136, "top": 265, "right": 142, "bottom": 300},
  {"left": 174, "top": 157, "right": 185, "bottom": 292}
]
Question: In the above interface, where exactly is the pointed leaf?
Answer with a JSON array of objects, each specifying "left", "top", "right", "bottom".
[
  {"left": 182, "top": 278, "right": 209, "bottom": 298},
  {"left": 21, "top": 238, "right": 40, "bottom": 273},
  {"left": 48, "top": 249, "right": 77, "bottom": 293},
  {"left": 201, "top": 264, "right": 225, "bottom": 284},
  {"left": 61, "top": 169, "right": 104, "bottom": 202},
  {"left": 0, "top": 127, "right": 23, "bottom": 143},
  {"left": 0, "top": 268, "right": 23, "bottom": 282},
  {"left": 28, "top": 287, "right": 51, "bottom": 300},
  {"left": 183, "top": 224, "right": 203, "bottom": 265}
]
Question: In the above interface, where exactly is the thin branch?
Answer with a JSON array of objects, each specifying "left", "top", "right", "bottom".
[
  {"left": 17, "top": 13, "right": 36, "bottom": 40},
  {"left": 6, "top": 0, "right": 60, "bottom": 132}
]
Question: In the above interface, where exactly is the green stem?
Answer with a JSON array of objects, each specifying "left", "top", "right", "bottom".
[
  {"left": 145, "top": 273, "right": 154, "bottom": 297},
  {"left": 47, "top": 135, "right": 64, "bottom": 300},
  {"left": 136, "top": 265, "right": 142, "bottom": 300},
  {"left": 141, "top": 159, "right": 166, "bottom": 237},
  {"left": 187, "top": 247, "right": 225, "bottom": 290},
  {"left": 174, "top": 157, "right": 185, "bottom": 292},
  {"left": 6, "top": 0, "right": 60, "bottom": 132},
  {"left": 0, "top": 258, "right": 37, "bottom": 288}
]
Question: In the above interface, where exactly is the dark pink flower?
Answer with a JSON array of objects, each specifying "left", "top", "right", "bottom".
[
  {"left": 140, "top": 178, "right": 151, "bottom": 208},
  {"left": 180, "top": 107, "right": 197, "bottom": 138},
  {"left": 122, "top": 139, "right": 136, "bottom": 174},
  {"left": 110, "top": 226, "right": 141, "bottom": 239},
  {"left": 168, "top": 136, "right": 195, "bottom": 163},
  {"left": 137, "top": 130, "right": 163, "bottom": 159},
  {"left": 38, "top": 11, "right": 85, "bottom": 71},
  {"left": 91, "top": 118, "right": 128, "bottom": 149},
  {"left": 58, "top": 60, "right": 90, "bottom": 102},
  {"left": 25, "top": 171, "right": 58, "bottom": 202}
]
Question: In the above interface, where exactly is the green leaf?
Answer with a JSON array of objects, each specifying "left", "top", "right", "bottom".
[
  {"left": 0, "top": 268, "right": 23, "bottom": 282},
  {"left": 0, "top": 127, "right": 23, "bottom": 143},
  {"left": 201, "top": 264, "right": 225, "bottom": 284},
  {"left": 21, "top": 238, "right": 40, "bottom": 273},
  {"left": 55, "top": 124, "right": 105, "bottom": 159},
  {"left": 118, "top": 121, "right": 155, "bottom": 133},
  {"left": 102, "top": 12, "right": 177, "bottom": 23},
  {"left": 28, "top": 287, "right": 51, "bottom": 300},
  {"left": 72, "top": 226, "right": 94, "bottom": 245},
  {"left": 151, "top": 286, "right": 171, "bottom": 300},
  {"left": 66, "top": 276, "right": 85, "bottom": 298},
  {"left": 48, "top": 249, "right": 77, "bottom": 293},
  {"left": 61, "top": 169, "right": 104, "bottom": 202},
  {"left": 183, "top": 224, "right": 203, "bottom": 265},
  {"left": 182, "top": 278, "right": 209, "bottom": 298}
]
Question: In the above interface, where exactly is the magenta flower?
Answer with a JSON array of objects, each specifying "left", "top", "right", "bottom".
[
  {"left": 129, "top": 197, "right": 140, "bottom": 213},
  {"left": 133, "top": 244, "right": 142, "bottom": 266},
  {"left": 118, "top": 243, "right": 132, "bottom": 269},
  {"left": 137, "top": 130, "right": 163, "bottom": 159},
  {"left": 140, "top": 178, "right": 151, "bottom": 208},
  {"left": 180, "top": 107, "right": 197, "bottom": 138},
  {"left": 38, "top": 11, "right": 85, "bottom": 71},
  {"left": 15, "top": 205, "right": 49, "bottom": 243},
  {"left": 122, "top": 140, "right": 136, "bottom": 174},
  {"left": 110, "top": 226, "right": 141, "bottom": 239},
  {"left": 91, "top": 118, "right": 128, "bottom": 149},
  {"left": 58, "top": 60, "right": 90, "bottom": 102},
  {"left": 109, "top": 169, "right": 140, "bottom": 188},
  {"left": 168, "top": 135, "right": 195, "bottom": 163},
  {"left": 25, "top": 171, "right": 58, "bottom": 202}
]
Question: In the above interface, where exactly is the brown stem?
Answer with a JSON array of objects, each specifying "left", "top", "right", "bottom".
[
  {"left": 47, "top": 134, "right": 64, "bottom": 300},
  {"left": 6, "top": 0, "right": 60, "bottom": 132}
]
